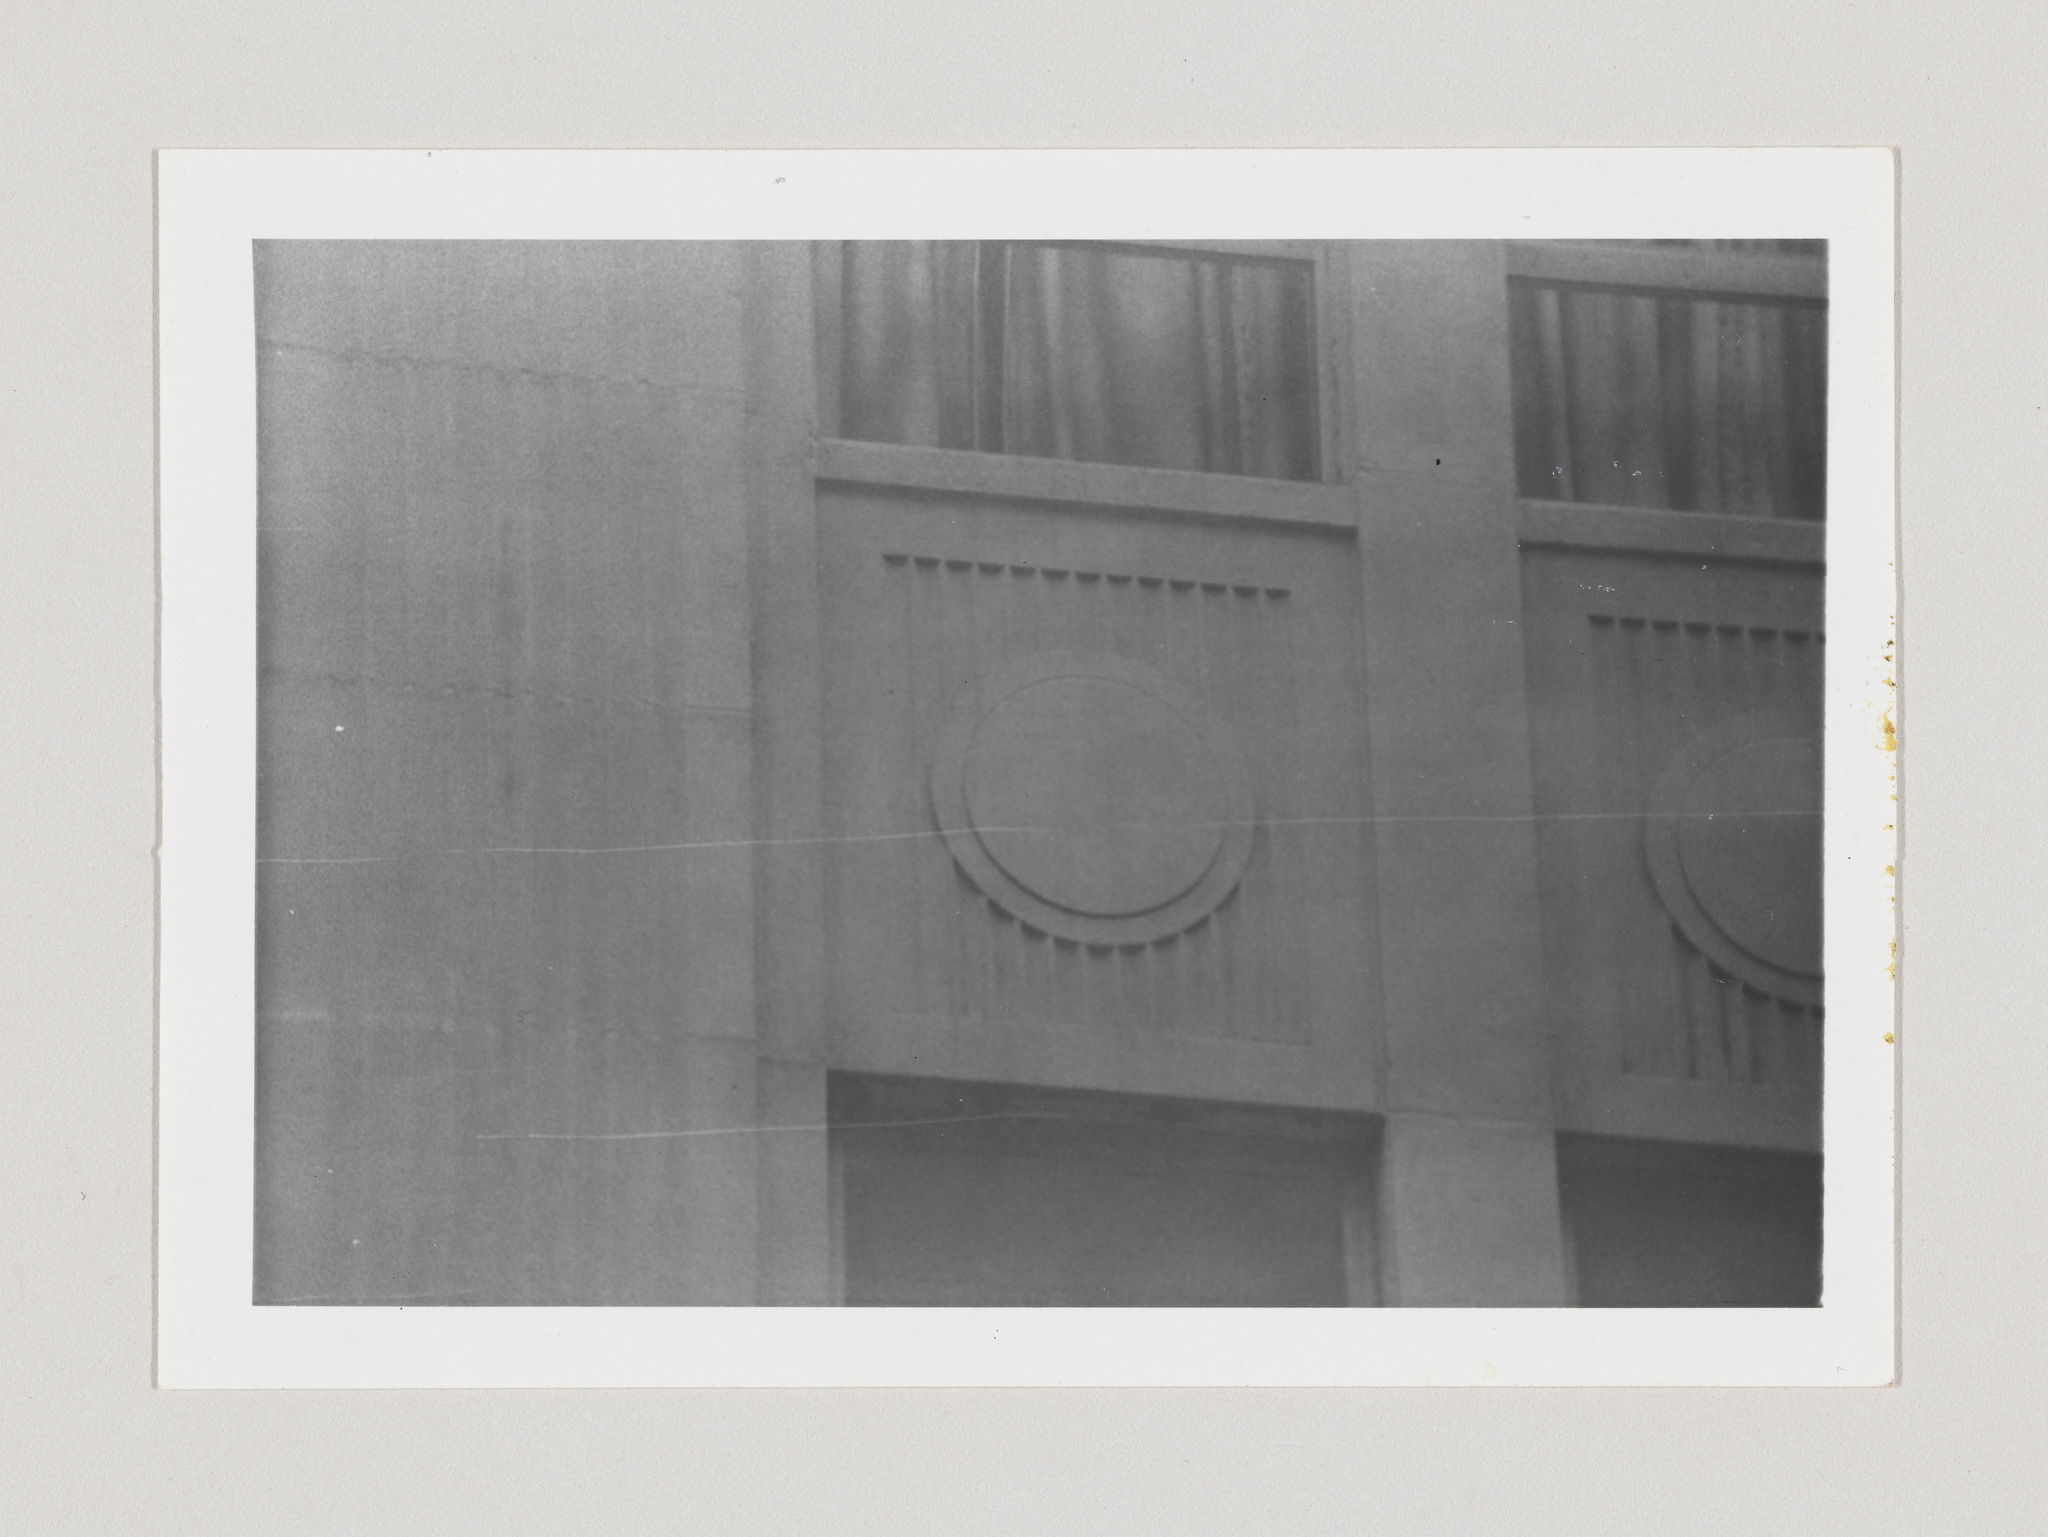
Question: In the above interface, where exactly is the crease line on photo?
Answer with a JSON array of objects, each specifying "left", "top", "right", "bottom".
[{"left": 254, "top": 808, "right": 1820, "bottom": 864}]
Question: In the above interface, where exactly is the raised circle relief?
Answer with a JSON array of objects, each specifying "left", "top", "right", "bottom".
[
  {"left": 1645, "top": 727, "right": 1823, "bottom": 1005},
  {"left": 930, "top": 653, "right": 1255, "bottom": 946}
]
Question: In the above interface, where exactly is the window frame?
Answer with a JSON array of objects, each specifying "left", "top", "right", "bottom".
[
  {"left": 811, "top": 238, "right": 1348, "bottom": 491},
  {"left": 1503, "top": 239, "right": 1830, "bottom": 524}
]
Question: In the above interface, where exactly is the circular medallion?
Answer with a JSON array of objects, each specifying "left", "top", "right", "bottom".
[
  {"left": 965, "top": 676, "right": 1231, "bottom": 916},
  {"left": 1645, "top": 727, "right": 1823, "bottom": 1005},
  {"left": 930, "top": 653, "right": 1255, "bottom": 946}
]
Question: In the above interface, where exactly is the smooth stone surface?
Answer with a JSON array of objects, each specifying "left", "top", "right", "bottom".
[{"left": 964, "top": 676, "right": 1228, "bottom": 918}]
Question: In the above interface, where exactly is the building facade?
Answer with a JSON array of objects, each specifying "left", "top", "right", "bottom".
[{"left": 253, "top": 239, "right": 1825, "bottom": 1307}]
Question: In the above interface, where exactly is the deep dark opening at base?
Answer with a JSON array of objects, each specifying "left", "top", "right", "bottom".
[
  {"left": 830, "top": 1073, "right": 1379, "bottom": 1307},
  {"left": 1558, "top": 1132, "right": 1823, "bottom": 1307}
]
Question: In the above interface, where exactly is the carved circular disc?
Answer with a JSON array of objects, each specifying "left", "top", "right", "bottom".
[
  {"left": 930, "top": 653, "right": 1255, "bottom": 946},
  {"left": 965, "top": 677, "right": 1230, "bottom": 917},
  {"left": 1644, "top": 726, "right": 1823, "bottom": 1005},
  {"left": 1676, "top": 737, "right": 1823, "bottom": 978}
]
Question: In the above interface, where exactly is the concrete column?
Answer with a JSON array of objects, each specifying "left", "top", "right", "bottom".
[
  {"left": 1346, "top": 243, "right": 1569, "bottom": 1305},
  {"left": 742, "top": 242, "right": 835, "bottom": 1303}
]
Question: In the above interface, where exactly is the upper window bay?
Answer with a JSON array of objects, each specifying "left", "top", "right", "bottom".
[{"left": 817, "top": 241, "right": 1323, "bottom": 484}]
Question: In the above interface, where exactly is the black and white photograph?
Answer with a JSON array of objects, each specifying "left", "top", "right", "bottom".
[
  {"left": 19, "top": 0, "right": 2048, "bottom": 1515},
  {"left": 155, "top": 151, "right": 1896, "bottom": 1385}
]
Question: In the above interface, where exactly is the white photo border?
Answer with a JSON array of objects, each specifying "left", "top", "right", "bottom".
[{"left": 158, "top": 148, "right": 1897, "bottom": 1388}]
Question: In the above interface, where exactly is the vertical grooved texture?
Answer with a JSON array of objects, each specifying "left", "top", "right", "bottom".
[
  {"left": 889, "top": 556, "right": 1313, "bottom": 1044},
  {"left": 1583, "top": 613, "right": 1824, "bottom": 1092}
]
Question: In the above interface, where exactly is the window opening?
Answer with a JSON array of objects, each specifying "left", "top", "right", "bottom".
[
  {"left": 1508, "top": 241, "right": 1828, "bottom": 520},
  {"left": 826, "top": 240, "right": 1321, "bottom": 482}
]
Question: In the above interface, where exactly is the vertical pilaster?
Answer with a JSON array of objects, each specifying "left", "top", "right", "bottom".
[
  {"left": 743, "top": 242, "right": 835, "bottom": 1303},
  {"left": 623, "top": 243, "right": 762, "bottom": 1304},
  {"left": 1347, "top": 243, "right": 1569, "bottom": 1305}
]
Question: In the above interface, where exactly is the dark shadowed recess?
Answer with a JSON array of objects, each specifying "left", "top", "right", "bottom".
[
  {"left": 831, "top": 1073, "right": 1378, "bottom": 1307},
  {"left": 1558, "top": 1132, "right": 1822, "bottom": 1307}
]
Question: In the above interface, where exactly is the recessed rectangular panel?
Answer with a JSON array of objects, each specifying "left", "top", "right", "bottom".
[
  {"left": 817, "top": 477, "right": 1379, "bottom": 1111},
  {"left": 1521, "top": 544, "right": 1825, "bottom": 1151}
]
